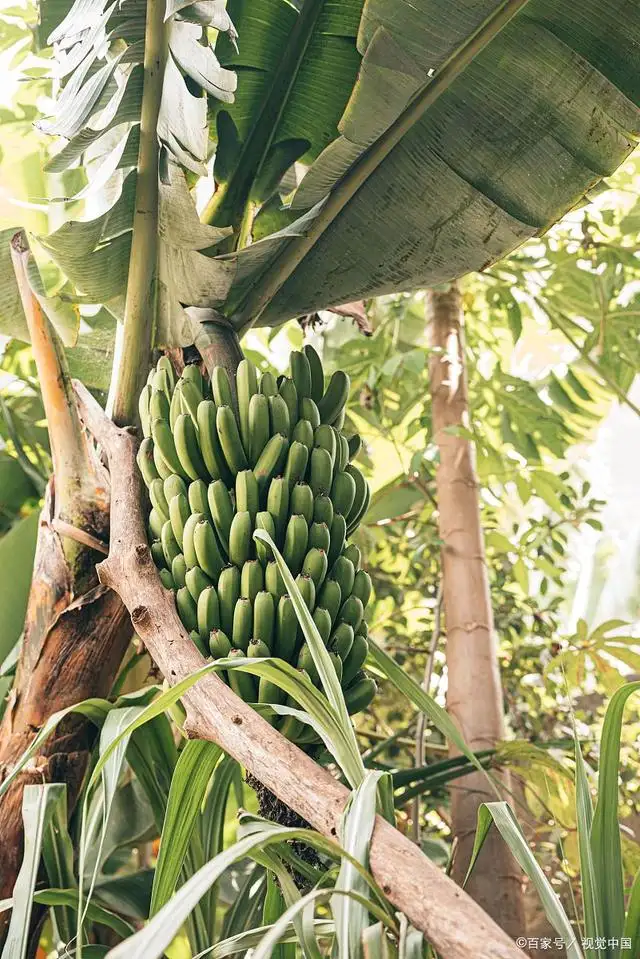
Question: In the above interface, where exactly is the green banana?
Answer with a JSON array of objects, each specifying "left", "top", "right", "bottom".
[
  {"left": 254, "top": 434, "right": 288, "bottom": 498},
  {"left": 170, "top": 383, "right": 183, "bottom": 431},
  {"left": 164, "top": 474, "right": 187, "bottom": 504},
  {"left": 182, "top": 512, "right": 204, "bottom": 569},
  {"left": 331, "top": 434, "right": 349, "bottom": 473},
  {"left": 292, "top": 418, "right": 314, "bottom": 451},
  {"left": 313, "top": 424, "right": 336, "bottom": 466},
  {"left": 331, "top": 555, "right": 355, "bottom": 598},
  {"left": 258, "top": 674, "right": 286, "bottom": 706},
  {"left": 217, "top": 405, "right": 249, "bottom": 475},
  {"left": 341, "top": 634, "right": 368, "bottom": 686},
  {"left": 182, "top": 363, "right": 203, "bottom": 392},
  {"left": 290, "top": 350, "right": 312, "bottom": 399},
  {"left": 137, "top": 437, "right": 159, "bottom": 487},
  {"left": 176, "top": 586, "right": 198, "bottom": 632},
  {"left": 302, "top": 547, "right": 328, "bottom": 588},
  {"left": 194, "top": 519, "right": 226, "bottom": 580},
  {"left": 157, "top": 357, "right": 176, "bottom": 392},
  {"left": 312, "top": 606, "right": 332, "bottom": 644},
  {"left": 265, "top": 561, "right": 286, "bottom": 601},
  {"left": 228, "top": 649, "right": 258, "bottom": 702},
  {"left": 297, "top": 645, "right": 319, "bottom": 685},
  {"left": 290, "top": 482, "right": 314, "bottom": 525},
  {"left": 149, "top": 508, "right": 164, "bottom": 539},
  {"left": 236, "top": 358, "right": 258, "bottom": 454},
  {"left": 248, "top": 392, "right": 270, "bottom": 466},
  {"left": 229, "top": 511, "right": 252, "bottom": 566},
  {"left": 309, "top": 447, "right": 333, "bottom": 496},
  {"left": 212, "top": 366, "right": 234, "bottom": 409},
  {"left": 259, "top": 371, "right": 278, "bottom": 397},
  {"left": 248, "top": 638, "right": 271, "bottom": 658},
  {"left": 209, "top": 628, "right": 231, "bottom": 659},
  {"left": 236, "top": 469, "right": 259, "bottom": 520},
  {"left": 171, "top": 554, "right": 188, "bottom": 588},
  {"left": 333, "top": 407, "right": 346, "bottom": 430},
  {"left": 294, "top": 573, "right": 316, "bottom": 612},
  {"left": 169, "top": 492, "right": 190, "bottom": 548},
  {"left": 179, "top": 378, "right": 203, "bottom": 426},
  {"left": 253, "top": 590, "right": 275, "bottom": 647},
  {"left": 153, "top": 443, "right": 173, "bottom": 480},
  {"left": 266, "top": 476, "right": 289, "bottom": 545},
  {"left": 344, "top": 676, "right": 376, "bottom": 715},
  {"left": 330, "top": 622, "right": 354, "bottom": 661},
  {"left": 313, "top": 493, "right": 334, "bottom": 527},
  {"left": 283, "top": 441, "right": 308, "bottom": 490},
  {"left": 278, "top": 377, "right": 298, "bottom": 428},
  {"left": 255, "top": 511, "right": 276, "bottom": 566},
  {"left": 274, "top": 595, "right": 298, "bottom": 662},
  {"left": 197, "top": 400, "right": 231, "bottom": 483},
  {"left": 151, "top": 417, "right": 186, "bottom": 478},
  {"left": 347, "top": 433, "right": 362, "bottom": 461},
  {"left": 345, "top": 464, "right": 370, "bottom": 532},
  {"left": 138, "top": 384, "right": 151, "bottom": 437},
  {"left": 352, "top": 569, "right": 372, "bottom": 609},
  {"left": 356, "top": 620, "right": 368, "bottom": 640},
  {"left": 299, "top": 397, "right": 320, "bottom": 429},
  {"left": 268, "top": 395, "right": 290, "bottom": 438},
  {"left": 159, "top": 568, "right": 175, "bottom": 590},
  {"left": 241, "top": 559, "right": 264, "bottom": 604},
  {"left": 188, "top": 479, "right": 211, "bottom": 523},
  {"left": 318, "top": 371, "right": 349, "bottom": 425},
  {"left": 303, "top": 344, "right": 324, "bottom": 402},
  {"left": 329, "top": 651, "right": 343, "bottom": 684},
  {"left": 161, "top": 521, "right": 181, "bottom": 566},
  {"left": 232, "top": 597, "right": 253, "bottom": 652},
  {"left": 283, "top": 514, "right": 309, "bottom": 576},
  {"left": 347, "top": 481, "right": 370, "bottom": 535},
  {"left": 327, "top": 513, "right": 347, "bottom": 568},
  {"left": 185, "top": 565, "right": 212, "bottom": 603},
  {"left": 190, "top": 630, "right": 209, "bottom": 658},
  {"left": 150, "top": 540, "right": 166, "bottom": 568},
  {"left": 149, "top": 477, "right": 169, "bottom": 521},
  {"left": 308, "top": 521, "right": 330, "bottom": 553},
  {"left": 339, "top": 594, "right": 364, "bottom": 633},
  {"left": 331, "top": 471, "right": 356, "bottom": 517},
  {"left": 208, "top": 479, "right": 234, "bottom": 554},
  {"left": 197, "top": 585, "right": 220, "bottom": 639},
  {"left": 149, "top": 388, "right": 170, "bottom": 424},
  {"left": 218, "top": 565, "right": 240, "bottom": 637},
  {"left": 318, "top": 579, "right": 342, "bottom": 625},
  {"left": 342, "top": 543, "right": 361, "bottom": 571}
]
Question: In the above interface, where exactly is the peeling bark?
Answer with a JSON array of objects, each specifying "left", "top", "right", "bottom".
[
  {"left": 427, "top": 283, "right": 525, "bottom": 934},
  {"left": 72, "top": 379, "right": 527, "bottom": 959}
]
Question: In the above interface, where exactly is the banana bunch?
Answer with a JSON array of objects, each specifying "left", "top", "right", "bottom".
[{"left": 136, "top": 347, "right": 376, "bottom": 745}]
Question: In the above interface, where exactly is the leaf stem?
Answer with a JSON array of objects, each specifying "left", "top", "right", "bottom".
[
  {"left": 108, "top": 0, "right": 167, "bottom": 426},
  {"left": 233, "top": 0, "right": 532, "bottom": 331},
  {"left": 10, "top": 231, "right": 107, "bottom": 567}
]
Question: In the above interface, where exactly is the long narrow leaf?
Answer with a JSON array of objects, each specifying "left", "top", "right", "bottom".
[
  {"left": 2, "top": 784, "right": 67, "bottom": 959},
  {"left": 590, "top": 682, "right": 640, "bottom": 958},
  {"left": 574, "top": 742, "right": 603, "bottom": 958},
  {"left": 151, "top": 740, "right": 223, "bottom": 916},
  {"left": 368, "top": 640, "right": 498, "bottom": 794},
  {"left": 622, "top": 867, "right": 640, "bottom": 959},
  {"left": 41, "top": 787, "right": 76, "bottom": 945},
  {"left": 254, "top": 529, "right": 365, "bottom": 785},
  {"left": 193, "top": 920, "right": 335, "bottom": 959},
  {"left": 465, "top": 802, "right": 583, "bottom": 959}
]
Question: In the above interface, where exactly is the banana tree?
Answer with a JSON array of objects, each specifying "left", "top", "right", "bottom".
[{"left": 0, "top": 0, "right": 639, "bottom": 948}]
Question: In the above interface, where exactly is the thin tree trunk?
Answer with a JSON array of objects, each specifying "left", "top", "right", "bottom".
[{"left": 427, "top": 282, "right": 524, "bottom": 934}]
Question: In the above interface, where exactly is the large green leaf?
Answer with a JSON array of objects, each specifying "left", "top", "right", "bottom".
[
  {"left": 222, "top": 0, "right": 640, "bottom": 329},
  {"left": 0, "top": 511, "right": 39, "bottom": 664}
]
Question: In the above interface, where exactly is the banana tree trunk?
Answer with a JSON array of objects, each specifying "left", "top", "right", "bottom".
[
  {"left": 0, "top": 487, "right": 131, "bottom": 936},
  {"left": 426, "top": 283, "right": 524, "bottom": 934}
]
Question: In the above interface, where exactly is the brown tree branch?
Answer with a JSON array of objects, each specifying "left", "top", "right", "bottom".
[{"left": 73, "top": 379, "right": 526, "bottom": 959}]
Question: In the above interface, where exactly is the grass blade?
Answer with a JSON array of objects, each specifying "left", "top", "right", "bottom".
[
  {"left": 466, "top": 802, "right": 583, "bottom": 959},
  {"left": 150, "top": 740, "right": 222, "bottom": 917},
  {"left": 590, "top": 682, "right": 640, "bottom": 958},
  {"left": 2, "top": 784, "right": 67, "bottom": 959},
  {"left": 367, "top": 640, "right": 498, "bottom": 795},
  {"left": 254, "top": 528, "right": 365, "bottom": 786}
]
